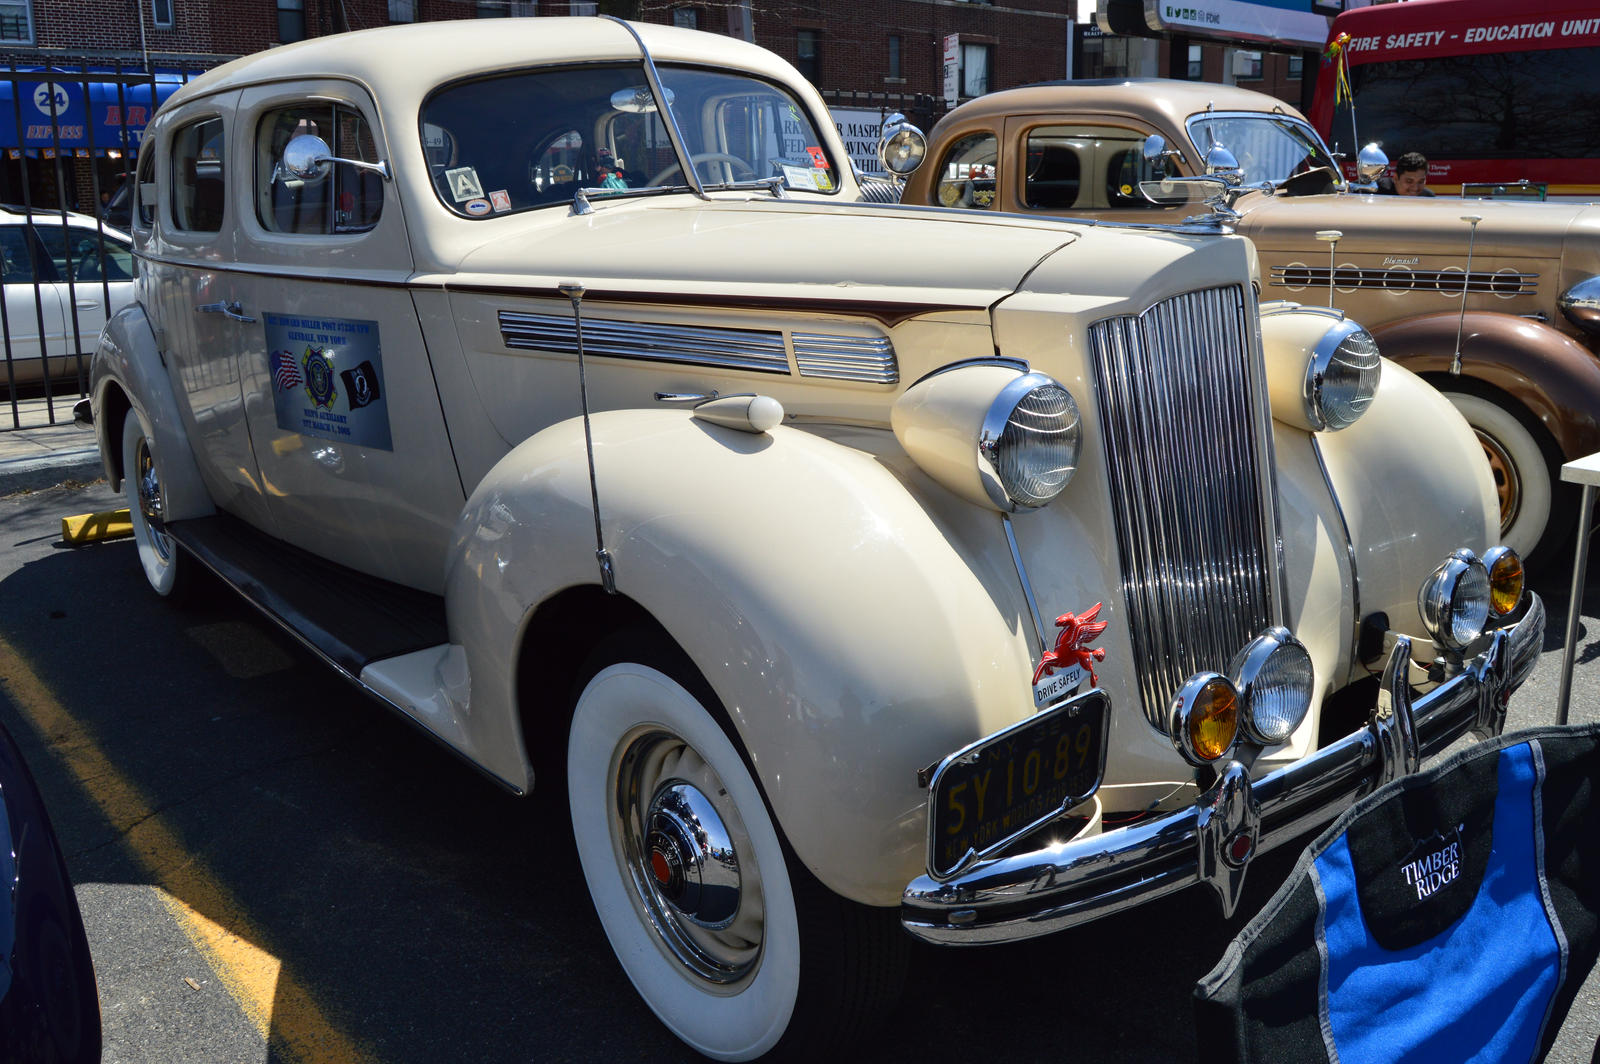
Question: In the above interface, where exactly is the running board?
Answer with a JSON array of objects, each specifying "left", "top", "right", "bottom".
[{"left": 165, "top": 512, "right": 448, "bottom": 679}]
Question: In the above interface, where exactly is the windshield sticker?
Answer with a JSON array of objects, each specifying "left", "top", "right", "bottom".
[
  {"left": 445, "top": 166, "right": 484, "bottom": 202},
  {"left": 490, "top": 189, "right": 511, "bottom": 212},
  {"left": 463, "top": 198, "right": 491, "bottom": 216},
  {"left": 813, "top": 169, "right": 834, "bottom": 191},
  {"left": 805, "top": 146, "right": 829, "bottom": 169},
  {"left": 781, "top": 164, "right": 820, "bottom": 191},
  {"left": 265, "top": 313, "right": 393, "bottom": 451}
]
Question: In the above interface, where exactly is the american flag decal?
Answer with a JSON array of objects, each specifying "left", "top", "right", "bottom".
[{"left": 271, "top": 349, "right": 303, "bottom": 392}]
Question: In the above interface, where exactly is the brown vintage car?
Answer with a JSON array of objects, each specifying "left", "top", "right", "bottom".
[{"left": 892, "top": 78, "right": 1600, "bottom": 564}]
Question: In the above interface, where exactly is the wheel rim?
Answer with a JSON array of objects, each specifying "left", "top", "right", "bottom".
[
  {"left": 1474, "top": 427, "right": 1522, "bottom": 533},
  {"left": 133, "top": 435, "right": 175, "bottom": 563},
  {"left": 612, "top": 725, "right": 764, "bottom": 989}
]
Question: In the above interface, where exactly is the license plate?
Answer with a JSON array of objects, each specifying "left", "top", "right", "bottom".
[{"left": 927, "top": 688, "right": 1109, "bottom": 880}]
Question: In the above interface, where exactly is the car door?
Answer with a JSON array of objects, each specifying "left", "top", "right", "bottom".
[
  {"left": 0, "top": 223, "right": 67, "bottom": 390},
  {"left": 35, "top": 222, "right": 137, "bottom": 363},
  {"left": 229, "top": 82, "right": 463, "bottom": 592}
]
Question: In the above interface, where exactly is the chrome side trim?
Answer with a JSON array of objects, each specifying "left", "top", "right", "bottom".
[
  {"left": 791, "top": 332, "right": 898, "bottom": 384},
  {"left": 499, "top": 311, "right": 790, "bottom": 374},
  {"left": 1270, "top": 265, "right": 1537, "bottom": 297},
  {"left": 1088, "top": 284, "right": 1280, "bottom": 733},
  {"left": 901, "top": 593, "right": 1544, "bottom": 945}
]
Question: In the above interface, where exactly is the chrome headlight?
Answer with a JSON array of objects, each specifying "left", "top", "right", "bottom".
[
  {"left": 978, "top": 373, "right": 1081, "bottom": 510},
  {"left": 1304, "top": 318, "right": 1382, "bottom": 431},
  {"left": 1418, "top": 548, "right": 1491, "bottom": 651},
  {"left": 891, "top": 363, "right": 1081, "bottom": 512},
  {"left": 1558, "top": 275, "right": 1600, "bottom": 336},
  {"left": 878, "top": 114, "right": 927, "bottom": 177},
  {"left": 1229, "top": 627, "right": 1314, "bottom": 746}
]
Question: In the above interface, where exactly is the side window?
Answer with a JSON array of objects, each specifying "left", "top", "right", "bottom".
[
  {"left": 37, "top": 228, "right": 136, "bottom": 282},
  {"left": 0, "top": 227, "right": 38, "bottom": 284},
  {"left": 934, "top": 131, "right": 997, "bottom": 209},
  {"left": 1023, "top": 131, "right": 1082, "bottom": 208},
  {"left": 170, "top": 117, "right": 226, "bottom": 233},
  {"left": 257, "top": 103, "right": 383, "bottom": 235},
  {"left": 135, "top": 147, "right": 156, "bottom": 229}
]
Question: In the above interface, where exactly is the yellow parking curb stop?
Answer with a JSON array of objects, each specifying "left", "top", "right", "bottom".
[{"left": 62, "top": 509, "right": 133, "bottom": 544}]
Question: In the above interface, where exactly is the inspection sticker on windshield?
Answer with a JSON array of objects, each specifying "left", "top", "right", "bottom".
[
  {"left": 264, "top": 313, "right": 393, "bottom": 451},
  {"left": 445, "top": 166, "right": 484, "bottom": 202},
  {"left": 782, "top": 165, "right": 819, "bottom": 191}
]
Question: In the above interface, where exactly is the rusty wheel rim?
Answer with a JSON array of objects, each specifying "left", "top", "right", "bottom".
[{"left": 1474, "top": 428, "right": 1521, "bottom": 533}]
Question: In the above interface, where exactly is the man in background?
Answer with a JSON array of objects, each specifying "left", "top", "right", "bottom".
[{"left": 1377, "top": 152, "right": 1434, "bottom": 196}]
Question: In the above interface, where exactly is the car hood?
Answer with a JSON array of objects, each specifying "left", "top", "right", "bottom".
[
  {"left": 1235, "top": 191, "right": 1600, "bottom": 264},
  {"left": 430, "top": 197, "right": 1090, "bottom": 312}
]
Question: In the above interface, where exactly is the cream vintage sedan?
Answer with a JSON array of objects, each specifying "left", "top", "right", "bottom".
[{"left": 88, "top": 19, "right": 1542, "bottom": 1061}]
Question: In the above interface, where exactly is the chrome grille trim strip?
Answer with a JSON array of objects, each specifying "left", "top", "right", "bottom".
[
  {"left": 499, "top": 311, "right": 790, "bottom": 374},
  {"left": 1088, "top": 284, "right": 1279, "bottom": 732},
  {"left": 792, "top": 332, "right": 899, "bottom": 384},
  {"left": 1269, "top": 266, "right": 1537, "bottom": 296}
]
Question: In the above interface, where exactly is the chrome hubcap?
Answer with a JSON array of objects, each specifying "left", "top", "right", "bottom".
[
  {"left": 1474, "top": 428, "right": 1521, "bottom": 532},
  {"left": 134, "top": 437, "right": 174, "bottom": 562},
  {"left": 615, "top": 727, "right": 762, "bottom": 986}
]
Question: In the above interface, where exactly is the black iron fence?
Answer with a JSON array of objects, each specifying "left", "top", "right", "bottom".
[{"left": 0, "top": 57, "right": 213, "bottom": 430}]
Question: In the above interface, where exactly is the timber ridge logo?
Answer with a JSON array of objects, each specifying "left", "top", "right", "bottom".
[{"left": 1397, "top": 824, "right": 1464, "bottom": 902}]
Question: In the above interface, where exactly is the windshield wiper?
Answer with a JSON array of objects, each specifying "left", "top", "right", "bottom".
[{"left": 572, "top": 176, "right": 787, "bottom": 215}]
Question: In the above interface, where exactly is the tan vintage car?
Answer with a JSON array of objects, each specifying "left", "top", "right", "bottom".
[
  {"left": 893, "top": 79, "right": 1600, "bottom": 564},
  {"left": 88, "top": 22, "right": 1542, "bottom": 1061}
]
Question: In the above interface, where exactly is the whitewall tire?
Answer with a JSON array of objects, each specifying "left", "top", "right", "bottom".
[
  {"left": 568, "top": 661, "right": 801, "bottom": 1062},
  {"left": 122, "top": 410, "right": 190, "bottom": 598},
  {"left": 1441, "top": 391, "right": 1555, "bottom": 562}
]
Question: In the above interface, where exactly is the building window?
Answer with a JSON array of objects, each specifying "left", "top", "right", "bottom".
[
  {"left": 672, "top": 7, "right": 698, "bottom": 28},
  {"left": 277, "top": 0, "right": 305, "bottom": 41},
  {"left": 1186, "top": 44, "right": 1202, "bottom": 80},
  {"left": 961, "top": 42, "right": 992, "bottom": 98},
  {"left": 570, "top": 1, "right": 597, "bottom": 13},
  {"left": 888, "top": 35, "right": 902, "bottom": 79},
  {"left": 797, "top": 29, "right": 820, "bottom": 85},
  {"left": 1235, "top": 50, "right": 1263, "bottom": 80},
  {"left": 388, "top": 0, "right": 415, "bottom": 21},
  {"left": 150, "top": 0, "right": 173, "bottom": 28},
  {"left": 1080, "top": 35, "right": 1130, "bottom": 79},
  {"left": 1288, "top": 53, "right": 1304, "bottom": 80},
  {"left": 0, "top": 0, "right": 33, "bottom": 43}
]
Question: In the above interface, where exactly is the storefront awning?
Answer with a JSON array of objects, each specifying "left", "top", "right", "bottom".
[{"left": 0, "top": 69, "right": 192, "bottom": 155}]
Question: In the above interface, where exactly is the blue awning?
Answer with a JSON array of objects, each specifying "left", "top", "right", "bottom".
[{"left": 0, "top": 69, "right": 192, "bottom": 155}]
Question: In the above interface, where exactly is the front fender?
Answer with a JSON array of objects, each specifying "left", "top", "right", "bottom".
[
  {"left": 1312, "top": 357, "right": 1499, "bottom": 665},
  {"left": 447, "top": 408, "right": 1040, "bottom": 907},
  {"left": 89, "top": 303, "right": 213, "bottom": 523},
  {"left": 1370, "top": 310, "right": 1600, "bottom": 459}
]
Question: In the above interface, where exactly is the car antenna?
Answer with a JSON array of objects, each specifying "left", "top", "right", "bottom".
[
  {"left": 561, "top": 281, "right": 617, "bottom": 594},
  {"left": 1451, "top": 215, "right": 1482, "bottom": 375},
  {"left": 1315, "top": 230, "right": 1342, "bottom": 310}
]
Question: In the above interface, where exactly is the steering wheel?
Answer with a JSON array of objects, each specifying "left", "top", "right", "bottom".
[{"left": 647, "top": 152, "right": 758, "bottom": 187}]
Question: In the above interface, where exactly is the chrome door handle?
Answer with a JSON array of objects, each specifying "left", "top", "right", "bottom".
[{"left": 195, "top": 300, "right": 257, "bottom": 324}]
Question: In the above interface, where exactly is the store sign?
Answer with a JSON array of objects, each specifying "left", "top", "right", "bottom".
[
  {"left": 1097, "top": 0, "right": 1336, "bottom": 49},
  {"left": 829, "top": 106, "right": 890, "bottom": 177}
]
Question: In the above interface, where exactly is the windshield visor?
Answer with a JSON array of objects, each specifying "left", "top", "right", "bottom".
[{"left": 421, "top": 63, "right": 840, "bottom": 216}]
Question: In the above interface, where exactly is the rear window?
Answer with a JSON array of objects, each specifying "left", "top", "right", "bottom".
[{"left": 170, "top": 117, "right": 226, "bottom": 233}]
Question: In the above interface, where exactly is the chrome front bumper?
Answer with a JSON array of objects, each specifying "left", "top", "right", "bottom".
[{"left": 901, "top": 593, "right": 1545, "bottom": 945}]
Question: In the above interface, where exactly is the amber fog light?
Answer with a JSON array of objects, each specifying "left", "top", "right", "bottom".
[
  {"left": 1483, "top": 545, "right": 1524, "bottom": 617},
  {"left": 1168, "top": 673, "right": 1240, "bottom": 766},
  {"left": 1418, "top": 548, "right": 1491, "bottom": 651},
  {"left": 1229, "top": 627, "right": 1314, "bottom": 746}
]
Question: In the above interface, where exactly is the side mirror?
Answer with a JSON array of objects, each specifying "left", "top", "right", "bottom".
[
  {"left": 1142, "top": 133, "right": 1185, "bottom": 174},
  {"left": 1356, "top": 142, "right": 1389, "bottom": 185},
  {"left": 877, "top": 113, "right": 927, "bottom": 179},
  {"left": 276, "top": 132, "right": 391, "bottom": 185}
]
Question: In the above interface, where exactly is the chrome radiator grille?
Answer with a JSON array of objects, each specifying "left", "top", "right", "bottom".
[{"left": 1087, "top": 284, "right": 1278, "bottom": 732}]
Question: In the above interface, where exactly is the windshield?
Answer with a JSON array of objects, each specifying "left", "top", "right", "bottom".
[
  {"left": 421, "top": 63, "right": 840, "bottom": 216},
  {"left": 1184, "top": 112, "right": 1341, "bottom": 189}
]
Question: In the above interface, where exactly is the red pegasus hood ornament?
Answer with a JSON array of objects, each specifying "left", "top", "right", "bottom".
[{"left": 1032, "top": 602, "right": 1109, "bottom": 687}]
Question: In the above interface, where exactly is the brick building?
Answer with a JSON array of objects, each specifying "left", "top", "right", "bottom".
[{"left": 0, "top": 0, "right": 1314, "bottom": 211}]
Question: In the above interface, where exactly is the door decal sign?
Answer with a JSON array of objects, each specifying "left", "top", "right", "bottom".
[{"left": 264, "top": 312, "right": 393, "bottom": 451}]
